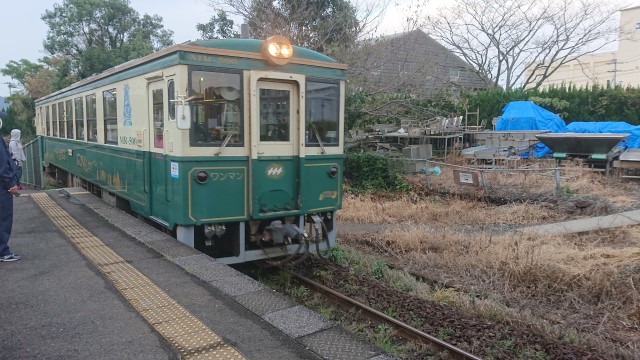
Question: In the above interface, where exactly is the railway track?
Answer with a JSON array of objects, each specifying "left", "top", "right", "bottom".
[
  {"left": 254, "top": 256, "right": 603, "bottom": 359},
  {"left": 283, "top": 269, "right": 482, "bottom": 360}
]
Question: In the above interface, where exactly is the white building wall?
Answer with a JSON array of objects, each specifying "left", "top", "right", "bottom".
[{"left": 526, "top": 6, "right": 640, "bottom": 89}]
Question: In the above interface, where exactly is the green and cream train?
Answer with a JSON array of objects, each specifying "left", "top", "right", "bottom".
[{"left": 34, "top": 36, "right": 345, "bottom": 264}]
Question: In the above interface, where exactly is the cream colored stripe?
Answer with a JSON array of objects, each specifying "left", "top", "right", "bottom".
[{"left": 31, "top": 193, "right": 245, "bottom": 360}]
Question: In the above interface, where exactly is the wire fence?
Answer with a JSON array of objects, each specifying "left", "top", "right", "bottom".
[{"left": 415, "top": 160, "right": 562, "bottom": 201}]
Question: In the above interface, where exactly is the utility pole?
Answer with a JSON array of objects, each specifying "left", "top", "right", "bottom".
[
  {"left": 612, "top": 58, "right": 617, "bottom": 85},
  {"left": 607, "top": 58, "right": 621, "bottom": 87}
]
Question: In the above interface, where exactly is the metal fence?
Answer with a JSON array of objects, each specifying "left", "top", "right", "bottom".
[
  {"left": 22, "top": 136, "right": 43, "bottom": 188},
  {"left": 418, "top": 160, "right": 562, "bottom": 201}
]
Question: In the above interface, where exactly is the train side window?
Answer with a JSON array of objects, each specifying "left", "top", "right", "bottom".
[
  {"left": 188, "top": 69, "right": 242, "bottom": 147},
  {"left": 103, "top": 89, "right": 118, "bottom": 145},
  {"left": 152, "top": 88, "right": 164, "bottom": 149},
  {"left": 52, "top": 103, "right": 59, "bottom": 137},
  {"left": 86, "top": 94, "right": 97, "bottom": 142},
  {"left": 40, "top": 106, "right": 45, "bottom": 133},
  {"left": 168, "top": 80, "right": 175, "bottom": 121},
  {"left": 58, "top": 102, "right": 65, "bottom": 138},
  {"left": 65, "top": 99, "right": 74, "bottom": 139},
  {"left": 74, "top": 97, "right": 85, "bottom": 141},
  {"left": 305, "top": 80, "right": 340, "bottom": 146},
  {"left": 45, "top": 105, "right": 51, "bottom": 136}
]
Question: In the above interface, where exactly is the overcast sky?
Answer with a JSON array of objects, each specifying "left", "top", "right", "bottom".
[
  {"left": 0, "top": 0, "right": 637, "bottom": 97},
  {"left": 0, "top": 0, "right": 213, "bottom": 96},
  {"left": 0, "top": 0, "right": 427, "bottom": 97}
]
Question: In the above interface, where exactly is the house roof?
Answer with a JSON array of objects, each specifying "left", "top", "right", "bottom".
[{"left": 359, "top": 29, "right": 491, "bottom": 91}]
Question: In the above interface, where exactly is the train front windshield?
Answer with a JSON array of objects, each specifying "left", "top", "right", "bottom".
[
  {"left": 305, "top": 81, "right": 340, "bottom": 146},
  {"left": 189, "top": 69, "right": 243, "bottom": 147}
]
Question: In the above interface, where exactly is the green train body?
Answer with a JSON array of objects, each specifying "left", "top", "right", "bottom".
[{"left": 35, "top": 37, "right": 346, "bottom": 264}]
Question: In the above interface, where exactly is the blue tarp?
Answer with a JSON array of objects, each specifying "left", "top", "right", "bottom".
[
  {"left": 496, "top": 101, "right": 567, "bottom": 157},
  {"left": 566, "top": 121, "right": 640, "bottom": 149},
  {"left": 496, "top": 101, "right": 567, "bottom": 132}
]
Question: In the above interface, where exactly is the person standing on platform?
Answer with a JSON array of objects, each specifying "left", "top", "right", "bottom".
[
  {"left": 8, "top": 129, "right": 26, "bottom": 189},
  {"left": 0, "top": 119, "right": 21, "bottom": 262}
]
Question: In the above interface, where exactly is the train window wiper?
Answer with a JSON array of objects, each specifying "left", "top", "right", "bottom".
[
  {"left": 311, "top": 123, "right": 326, "bottom": 154},
  {"left": 215, "top": 132, "right": 234, "bottom": 156}
]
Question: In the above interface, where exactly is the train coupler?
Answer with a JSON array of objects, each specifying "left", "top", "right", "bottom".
[{"left": 265, "top": 220, "right": 307, "bottom": 245}]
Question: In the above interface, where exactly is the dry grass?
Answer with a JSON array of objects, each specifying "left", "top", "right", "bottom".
[
  {"left": 563, "top": 167, "right": 640, "bottom": 208},
  {"left": 340, "top": 193, "right": 564, "bottom": 225},
  {"left": 340, "top": 226, "right": 640, "bottom": 357},
  {"left": 337, "top": 167, "right": 640, "bottom": 358},
  {"left": 355, "top": 226, "right": 640, "bottom": 306}
]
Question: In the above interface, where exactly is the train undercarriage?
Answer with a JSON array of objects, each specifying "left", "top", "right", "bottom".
[{"left": 49, "top": 164, "right": 336, "bottom": 264}]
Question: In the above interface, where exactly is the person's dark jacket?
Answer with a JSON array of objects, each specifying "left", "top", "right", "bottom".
[{"left": 0, "top": 138, "right": 16, "bottom": 190}]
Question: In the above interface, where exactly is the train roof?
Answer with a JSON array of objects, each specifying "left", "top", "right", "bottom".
[
  {"left": 189, "top": 39, "right": 340, "bottom": 64},
  {"left": 36, "top": 38, "right": 347, "bottom": 104}
]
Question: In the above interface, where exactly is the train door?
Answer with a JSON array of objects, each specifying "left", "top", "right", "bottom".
[
  {"left": 250, "top": 80, "right": 300, "bottom": 217},
  {"left": 147, "top": 81, "right": 169, "bottom": 223}
]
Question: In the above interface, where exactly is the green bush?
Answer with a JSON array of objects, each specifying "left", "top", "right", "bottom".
[
  {"left": 461, "top": 85, "right": 640, "bottom": 126},
  {"left": 344, "top": 152, "right": 409, "bottom": 193}
]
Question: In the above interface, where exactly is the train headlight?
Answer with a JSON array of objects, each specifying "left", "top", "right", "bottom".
[
  {"left": 328, "top": 166, "right": 338, "bottom": 178},
  {"left": 196, "top": 171, "right": 208, "bottom": 183},
  {"left": 263, "top": 35, "right": 294, "bottom": 66},
  {"left": 267, "top": 43, "right": 281, "bottom": 56},
  {"left": 280, "top": 43, "right": 293, "bottom": 58}
]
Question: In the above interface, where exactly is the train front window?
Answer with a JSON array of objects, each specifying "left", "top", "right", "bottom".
[
  {"left": 259, "top": 89, "right": 290, "bottom": 142},
  {"left": 306, "top": 80, "right": 339, "bottom": 146},
  {"left": 188, "top": 70, "right": 242, "bottom": 147}
]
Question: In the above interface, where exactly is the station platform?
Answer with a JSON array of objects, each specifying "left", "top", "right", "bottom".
[{"left": 0, "top": 188, "right": 392, "bottom": 360}]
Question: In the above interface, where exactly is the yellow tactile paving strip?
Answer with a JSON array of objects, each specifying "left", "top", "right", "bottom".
[{"left": 31, "top": 193, "right": 245, "bottom": 360}]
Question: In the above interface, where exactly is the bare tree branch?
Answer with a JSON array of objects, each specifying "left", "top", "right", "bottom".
[{"left": 423, "top": 0, "right": 622, "bottom": 90}]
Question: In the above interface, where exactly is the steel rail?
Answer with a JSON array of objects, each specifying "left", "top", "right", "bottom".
[{"left": 286, "top": 270, "right": 482, "bottom": 360}]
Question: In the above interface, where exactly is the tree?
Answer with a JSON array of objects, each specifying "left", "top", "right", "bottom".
[
  {"left": 0, "top": 56, "right": 75, "bottom": 141},
  {"left": 26, "top": 57, "right": 77, "bottom": 99},
  {"left": 2, "top": 56, "right": 76, "bottom": 99},
  {"left": 197, "top": 9, "right": 239, "bottom": 39},
  {"left": 423, "top": 0, "right": 621, "bottom": 90},
  {"left": 1, "top": 60, "right": 44, "bottom": 91},
  {"left": 1, "top": 93, "right": 36, "bottom": 141},
  {"left": 41, "top": 0, "right": 174, "bottom": 79},
  {"left": 207, "top": 0, "right": 387, "bottom": 54},
  {"left": 343, "top": 18, "right": 483, "bottom": 130}
]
